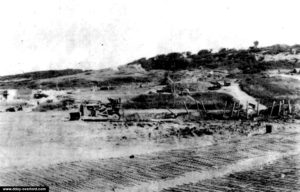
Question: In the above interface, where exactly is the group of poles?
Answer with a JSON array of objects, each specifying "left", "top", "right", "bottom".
[
  {"left": 269, "top": 100, "right": 292, "bottom": 117},
  {"left": 170, "top": 96, "right": 292, "bottom": 120}
]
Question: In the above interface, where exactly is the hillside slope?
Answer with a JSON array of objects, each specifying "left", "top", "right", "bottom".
[
  {"left": 0, "top": 44, "right": 299, "bottom": 113},
  {"left": 1, "top": 44, "right": 300, "bottom": 90},
  {"left": 0, "top": 69, "right": 84, "bottom": 81}
]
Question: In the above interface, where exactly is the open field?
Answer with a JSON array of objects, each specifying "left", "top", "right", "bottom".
[{"left": 0, "top": 111, "right": 299, "bottom": 191}]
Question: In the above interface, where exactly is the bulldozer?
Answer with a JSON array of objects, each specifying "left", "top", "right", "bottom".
[{"left": 70, "top": 98, "right": 122, "bottom": 121}]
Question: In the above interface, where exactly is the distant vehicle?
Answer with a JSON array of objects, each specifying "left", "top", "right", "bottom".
[
  {"left": 33, "top": 93, "right": 48, "bottom": 99},
  {"left": 224, "top": 80, "right": 231, "bottom": 86},
  {"left": 208, "top": 86, "right": 221, "bottom": 90},
  {"left": 33, "top": 90, "right": 48, "bottom": 99},
  {"left": 208, "top": 81, "right": 222, "bottom": 90}
]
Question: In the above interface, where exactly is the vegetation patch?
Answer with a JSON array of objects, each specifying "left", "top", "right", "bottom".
[
  {"left": 127, "top": 46, "right": 300, "bottom": 73},
  {"left": 240, "top": 75, "right": 299, "bottom": 106},
  {"left": 98, "top": 76, "right": 151, "bottom": 86},
  {"left": 123, "top": 92, "right": 234, "bottom": 109}
]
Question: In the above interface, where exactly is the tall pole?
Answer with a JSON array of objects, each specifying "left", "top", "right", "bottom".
[
  {"left": 231, "top": 102, "right": 236, "bottom": 117},
  {"left": 257, "top": 100, "right": 260, "bottom": 116},
  {"left": 270, "top": 101, "right": 275, "bottom": 117},
  {"left": 183, "top": 101, "right": 189, "bottom": 114},
  {"left": 237, "top": 102, "right": 240, "bottom": 118},
  {"left": 201, "top": 100, "right": 207, "bottom": 113},
  {"left": 246, "top": 101, "right": 249, "bottom": 119},
  {"left": 223, "top": 101, "right": 227, "bottom": 115},
  {"left": 166, "top": 107, "right": 176, "bottom": 117},
  {"left": 278, "top": 101, "right": 282, "bottom": 116},
  {"left": 196, "top": 101, "right": 201, "bottom": 117}
]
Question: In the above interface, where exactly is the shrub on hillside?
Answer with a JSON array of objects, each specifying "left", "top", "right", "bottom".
[
  {"left": 127, "top": 48, "right": 267, "bottom": 73},
  {"left": 240, "top": 76, "right": 296, "bottom": 106}
]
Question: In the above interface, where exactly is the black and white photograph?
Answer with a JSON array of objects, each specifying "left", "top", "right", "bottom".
[{"left": 0, "top": 0, "right": 299, "bottom": 191}]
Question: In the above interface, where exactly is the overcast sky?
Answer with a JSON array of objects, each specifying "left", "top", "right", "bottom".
[{"left": 0, "top": 0, "right": 299, "bottom": 75}]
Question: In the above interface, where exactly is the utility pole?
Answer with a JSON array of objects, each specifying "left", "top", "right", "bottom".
[
  {"left": 231, "top": 102, "right": 236, "bottom": 117},
  {"left": 288, "top": 100, "right": 292, "bottom": 114},
  {"left": 223, "top": 101, "right": 227, "bottom": 115},
  {"left": 237, "top": 102, "right": 240, "bottom": 118},
  {"left": 278, "top": 101, "right": 282, "bottom": 116},
  {"left": 196, "top": 101, "right": 201, "bottom": 117},
  {"left": 183, "top": 101, "right": 189, "bottom": 114},
  {"left": 270, "top": 101, "right": 276, "bottom": 117},
  {"left": 201, "top": 100, "right": 207, "bottom": 113},
  {"left": 257, "top": 100, "right": 260, "bottom": 116},
  {"left": 246, "top": 101, "right": 249, "bottom": 119}
]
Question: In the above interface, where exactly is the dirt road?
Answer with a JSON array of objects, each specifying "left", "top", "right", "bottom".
[
  {"left": 269, "top": 73, "right": 300, "bottom": 81},
  {"left": 0, "top": 112, "right": 298, "bottom": 191},
  {"left": 217, "top": 82, "right": 267, "bottom": 110}
]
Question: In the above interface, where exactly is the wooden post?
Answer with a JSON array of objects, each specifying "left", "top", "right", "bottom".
[
  {"left": 166, "top": 107, "right": 177, "bottom": 117},
  {"left": 282, "top": 100, "right": 285, "bottom": 115},
  {"left": 201, "top": 101, "right": 207, "bottom": 113},
  {"left": 246, "top": 101, "right": 249, "bottom": 119},
  {"left": 173, "top": 83, "right": 176, "bottom": 95},
  {"left": 257, "top": 100, "right": 260, "bottom": 116},
  {"left": 288, "top": 100, "right": 291, "bottom": 114},
  {"left": 237, "top": 102, "right": 240, "bottom": 118},
  {"left": 196, "top": 101, "right": 201, "bottom": 117},
  {"left": 196, "top": 101, "right": 200, "bottom": 113},
  {"left": 223, "top": 101, "right": 227, "bottom": 115},
  {"left": 231, "top": 102, "right": 236, "bottom": 117},
  {"left": 183, "top": 101, "right": 189, "bottom": 114},
  {"left": 270, "top": 101, "right": 275, "bottom": 117},
  {"left": 278, "top": 101, "right": 282, "bottom": 116}
]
